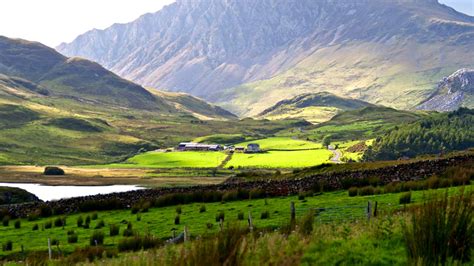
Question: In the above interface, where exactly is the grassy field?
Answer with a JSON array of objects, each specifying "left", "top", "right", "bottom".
[
  {"left": 0, "top": 166, "right": 228, "bottom": 187},
  {"left": 227, "top": 150, "right": 332, "bottom": 168},
  {"left": 106, "top": 151, "right": 228, "bottom": 169},
  {"left": 0, "top": 185, "right": 470, "bottom": 258},
  {"left": 235, "top": 137, "right": 322, "bottom": 150}
]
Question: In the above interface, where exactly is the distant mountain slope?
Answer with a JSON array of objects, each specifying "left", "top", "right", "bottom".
[
  {"left": 417, "top": 68, "right": 474, "bottom": 111},
  {"left": 0, "top": 36, "right": 234, "bottom": 119},
  {"left": 257, "top": 92, "right": 374, "bottom": 123},
  {"left": 58, "top": 0, "right": 474, "bottom": 115},
  {"left": 149, "top": 90, "right": 236, "bottom": 120}
]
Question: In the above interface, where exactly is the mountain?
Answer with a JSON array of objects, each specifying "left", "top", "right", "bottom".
[
  {"left": 0, "top": 36, "right": 249, "bottom": 165},
  {"left": 0, "top": 35, "right": 235, "bottom": 118},
  {"left": 417, "top": 68, "right": 474, "bottom": 111},
  {"left": 57, "top": 0, "right": 474, "bottom": 116},
  {"left": 257, "top": 92, "right": 374, "bottom": 123}
]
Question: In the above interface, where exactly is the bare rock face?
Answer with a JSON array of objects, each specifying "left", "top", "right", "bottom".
[
  {"left": 57, "top": 0, "right": 474, "bottom": 107},
  {"left": 418, "top": 69, "right": 474, "bottom": 111}
]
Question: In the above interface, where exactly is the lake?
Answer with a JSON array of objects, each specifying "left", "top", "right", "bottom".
[{"left": 0, "top": 183, "right": 145, "bottom": 201}]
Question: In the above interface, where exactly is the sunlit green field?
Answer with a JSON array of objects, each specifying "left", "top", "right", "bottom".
[
  {"left": 235, "top": 137, "right": 322, "bottom": 150},
  {"left": 0, "top": 185, "right": 470, "bottom": 257},
  {"left": 227, "top": 150, "right": 332, "bottom": 168},
  {"left": 107, "top": 151, "right": 227, "bottom": 168}
]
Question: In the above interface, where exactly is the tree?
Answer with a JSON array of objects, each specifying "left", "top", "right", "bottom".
[{"left": 322, "top": 135, "right": 331, "bottom": 148}]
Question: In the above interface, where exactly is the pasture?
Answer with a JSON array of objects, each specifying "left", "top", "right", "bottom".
[
  {"left": 0, "top": 185, "right": 470, "bottom": 257},
  {"left": 227, "top": 150, "right": 332, "bottom": 168},
  {"left": 107, "top": 151, "right": 227, "bottom": 168},
  {"left": 235, "top": 137, "right": 322, "bottom": 150}
]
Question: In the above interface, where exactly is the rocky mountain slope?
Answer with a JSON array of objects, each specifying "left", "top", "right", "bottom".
[
  {"left": 417, "top": 68, "right": 474, "bottom": 111},
  {"left": 57, "top": 0, "right": 474, "bottom": 116},
  {"left": 257, "top": 92, "right": 374, "bottom": 123}
]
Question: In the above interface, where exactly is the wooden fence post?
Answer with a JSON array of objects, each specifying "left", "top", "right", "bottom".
[
  {"left": 184, "top": 226, "right": 188, "bottom": 242},
  {"left": 373, "top": 201, "right": 378, "bottom": 217},
  {"left": 219, "top": 218, "right": 224, "bottom": 231},
  {"left": 367, "top": 201, "right": 372, "bottom": 221},
  {"left": 290, "top": 201, "right": 296, "bottom": 230},
  {"left": 248, "top": 211, "right": 253, "bottom": 231},
  {"left": 48, "top": 238, "right": 52, "bottom": 260}
]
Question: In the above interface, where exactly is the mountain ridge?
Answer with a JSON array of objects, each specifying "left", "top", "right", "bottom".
[{"left": 57, "top": 0, "right": 474, "bottom": 115}]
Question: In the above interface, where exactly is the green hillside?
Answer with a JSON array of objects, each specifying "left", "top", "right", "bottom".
[
  {"left": 0, "top": 36, "right": 303, "bottom": 165},
  {"left": 290, "top": 106, "right": 426, "bottom": 142},
  {"left": 365, "top": 108, "right": 474, "bottom": 160},
  {"left": 257, "top": 92, "right": 374, "bottom": 123}
]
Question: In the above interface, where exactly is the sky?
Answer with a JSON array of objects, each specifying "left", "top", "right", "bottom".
[{"left": 0, "top": 0, "right": 472, "bottom": 48}]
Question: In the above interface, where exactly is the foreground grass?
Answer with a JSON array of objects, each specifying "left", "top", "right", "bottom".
[{"left": 0, "top": 185, "right": 471, "bottom": 259}]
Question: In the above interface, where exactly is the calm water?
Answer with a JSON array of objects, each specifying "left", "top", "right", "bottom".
[{"left": 0, "top": 183, "right": 144, "bottom": 201}]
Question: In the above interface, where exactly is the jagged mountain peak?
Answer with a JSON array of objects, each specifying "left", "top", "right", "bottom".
[{"left": 57, "top": 0, "right": 474, "bottom": 114}]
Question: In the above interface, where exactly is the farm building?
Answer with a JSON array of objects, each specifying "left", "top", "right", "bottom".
[
  {"left": 234, "top": 146, "right": 245, "bottom": 153},
  {"left": 246, "top": 143, "right": 261, "bottom": 153},
  {"left": 177, "top": 142, "right": 223, "bottom": 151}
]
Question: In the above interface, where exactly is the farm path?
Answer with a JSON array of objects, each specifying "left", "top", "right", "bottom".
[{"left": 330, "top": 149, "right": 342, "bottom": 163}]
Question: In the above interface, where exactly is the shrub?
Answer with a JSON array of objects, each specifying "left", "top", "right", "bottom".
[
  {"left": 77, "top": 216, "right": 84, "bottom": 227},
  {"left": 358, "top": 186, "right": 375, "bottom": 196},
  {"left": 32, "top": 224, "right": 39, "bottom": 231},
  {"left": 67, "top": 230, "right": 75, "bottom": 235},
  {"left": 68, "top": 234, "right": 78, "bottom": 244},
  {"left": 222, "top": 190, "right": 238, "bottom": 202},
  {"left": 54, "top": 217, "right": 66, "bottom": 227},
  {"left": 91, "top": 213, "right": 98, "bottom": 220},
  {"left": 43, "top": 166, "right": 65, "bottom": 175},
  {"left": 402, "top": 190, "right": 473, "bottom": 264},
  {"left": 118, "top": 234, "right": 161, "bottom": 252},
  {"left": 260, "top": 211, "right": 270, "bottom": 219},
  {"left": 174, "top": 215, "right": 180, "bottom": 225},
  {"left": 176, "top": 206, "right": 182, "bottom": 214},
  {"left": 298, "top": 193, "right": 305, "bottom": 201},
  {"left": 51, "top": 239, "right": 59, "bottom": 246},
  {"left": 439, "top": 178, "right": 452, "bottom": 188},
  {"left": 249, "top": 188, "right": 265, "bottom": 199},
  {"left": 90, "top": 231, "right": 104, "bottom": 246},
  {"left": 109, "top": 224, "right": 119, "bottom": 236},
  {"left": 123, "top": 222, "right": 134, "bottom": 237},
  {"left": 95, "top": 220, "right": 105, "bottom": 229},
  {"left": 85, "top": 216, "right": 91, "bottom": 225},
  {"left": 37, "top": 204, "right": 53, "bottom": 217},
  {"left": 131, "top": 205, "right": 140, "bottom": 214},
  {"left": 427, "top": 175, "right": 440, "bottom": 189},
  {"left": 199, "top": 205, "right": 206, "bottom": 213},
  {"left": 2, "top": 240, "right": 12, "bottom": 251},
  {"left": 44, "top": 221, "right": 52, "bottom": 229},
  {"left": 374, "top": 187, "right": 383, "bottom": 195},
  {"left": 452, "top": 175, "right": 470, "bottom": 186},
  {"left": 14, "top": 220, "right": 20, "bottom": 229},
  {"left": 216, "top": 211, "right": 225, "bottom": 222},
  {"left": 2, "top": 216, "right": 10, "bottom": 227},
  {"left": 348, "top": 187, "right": 358, "bottom": 197},
  {"left": 299, "top": 209, "right": 315, "bottom": 235},
  {"left": 399, "top": 192, "right": 411, "bottom": 205},
  {"left": 237, "top": 211, "right": 244, "bottom": 220},
  {"left": 384, "top": 182, "right": 402, "bottom": 194},
  {"left": 136, "top": 214, "right": 141, "bottom": 221}
]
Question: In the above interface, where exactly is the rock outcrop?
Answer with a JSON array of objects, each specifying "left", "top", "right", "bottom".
[{"left": 418, "top": 68, "right": 474, "bottom": 112}]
